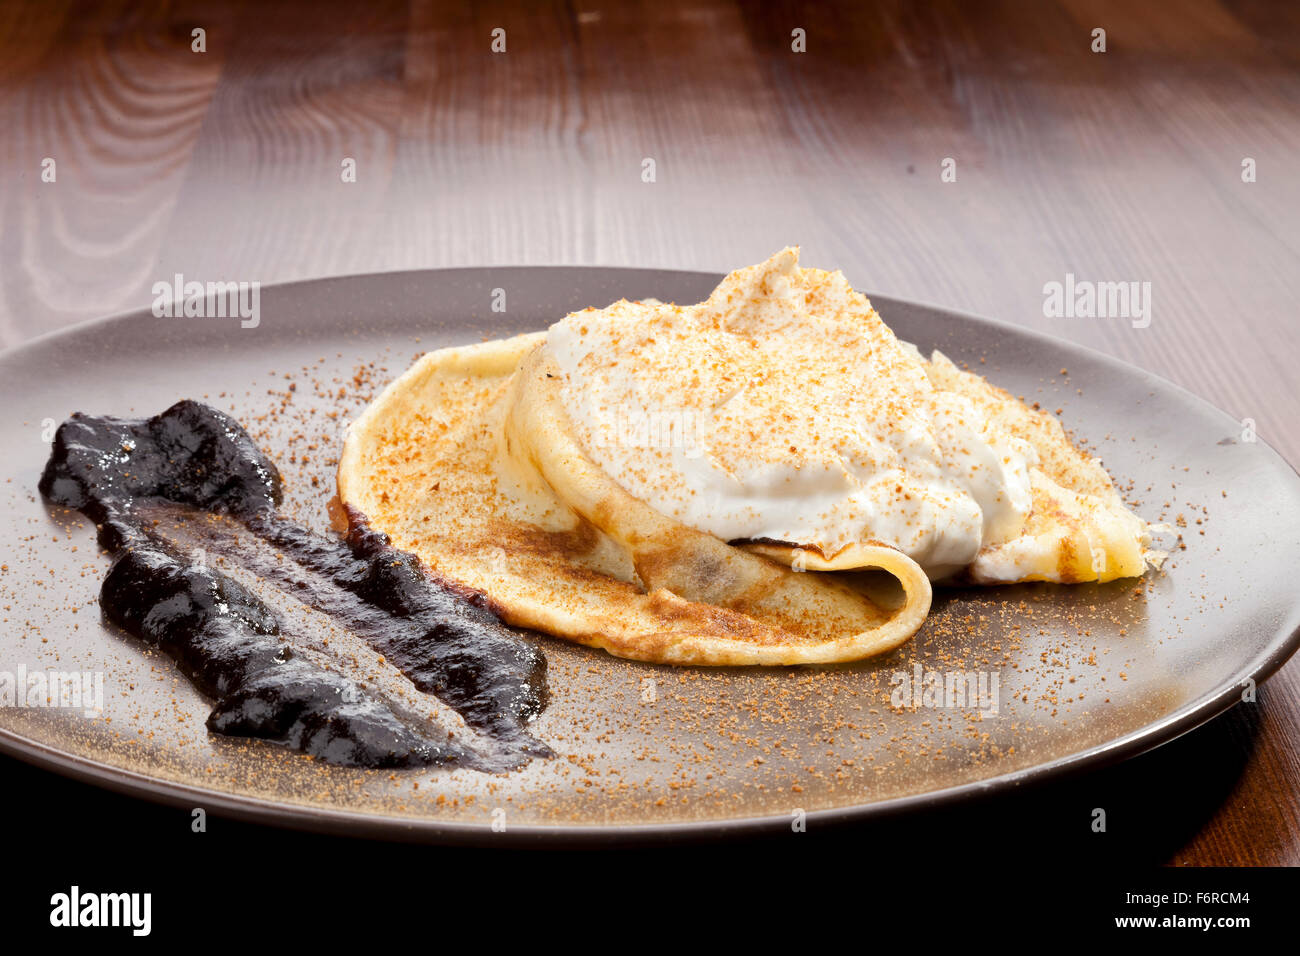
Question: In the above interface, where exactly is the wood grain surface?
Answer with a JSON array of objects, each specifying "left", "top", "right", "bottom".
[{"left": 0, "top": 0, "right": 1297, "bottom": 864}]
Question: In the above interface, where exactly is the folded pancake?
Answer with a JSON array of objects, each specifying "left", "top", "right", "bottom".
[
  {"left": 532, "top": 248, "right": 1158, "bottom": 586},
  {"left": 337, "top": 334, "right": 931, "bottom": 666},
  {"left": 339, "top": 248, "right": 1157, "bottom": 666}
]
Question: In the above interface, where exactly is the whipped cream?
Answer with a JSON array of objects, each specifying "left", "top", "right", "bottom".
[{"left": 544, "top": 248, "right": 1036, "bottom": 579}]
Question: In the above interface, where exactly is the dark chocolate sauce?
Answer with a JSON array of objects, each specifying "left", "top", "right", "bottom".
[{"left": 39, "top": 400, "right": 551, "bottom": 770}]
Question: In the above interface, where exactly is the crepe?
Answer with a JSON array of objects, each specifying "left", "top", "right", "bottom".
[
  {"left": 523, "top": 250, "right": 1157, "bottom": 587},
  {"left": 339, "top": 252, "right": 1157, "bottom": 666},
  {"left": 337, "top": 333, "right": 932, "bottom": 665}
]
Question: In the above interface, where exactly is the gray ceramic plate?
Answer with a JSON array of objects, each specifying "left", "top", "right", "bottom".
[{"left": 1, "top": 267, "right": 1298, "bottom": 845}]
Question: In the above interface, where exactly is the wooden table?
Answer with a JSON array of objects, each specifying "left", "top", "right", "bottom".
[{"left": 1, "top": 0, "right": 1296, "bottom": 864}]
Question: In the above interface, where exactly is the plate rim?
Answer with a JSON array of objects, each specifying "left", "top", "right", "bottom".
[{"left": 2, "top": 265, "right": 1298, "bottom": 844}]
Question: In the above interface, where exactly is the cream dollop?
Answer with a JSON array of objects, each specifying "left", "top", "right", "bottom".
[{"left": 544, "top": 248, "right": 1036, "bottom": 579}]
